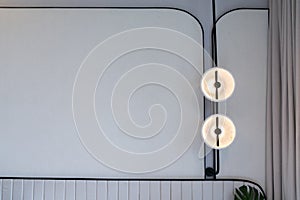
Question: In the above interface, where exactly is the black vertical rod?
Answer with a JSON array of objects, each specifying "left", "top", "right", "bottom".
[
  {"left": 212, "top": 0, "right": 218, "bottom": 66},
  {"left": 205, "top": 0, "right": 220, "bottom": 179},
  {"left": 212, "top": 0, "right": 220, "bottom": 178}
]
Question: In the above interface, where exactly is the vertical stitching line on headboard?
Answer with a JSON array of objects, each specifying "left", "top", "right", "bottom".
[
  {"left": 74, "top": 180, "right": 77, "bottom": 200},
  {"left": 212, "top": 181, "right": 214, "bottom": 200},
  {"left": 96, "top": 181, "right": 98, "bottom": 200},
  {"left": 21, "top": 179, "right": 24, "bottom": 200},
  {"left": 138, "top": 181, "right": 140, "bottom": 200},
  {"left": 180, "top": 181, "right": 183, "bottom": 200},
  {"left": 42, "top": 180, "right": 45, "bottom": 200},
  {"left": 201, "top": 181, "right": 204, "bottom": 200},
  {"left": 159, "top": 181, "right": 161, "bottom": 200},
  {"left": 54, "top": 180, "right": 56, "bottom": 200},
  {"left": 106, "top": 181, "right": 108, "bottom": 200},
  {"left": 170, "top": 181, "right": 172, "bottom": 200},
  {"left": 11, "top": 180, "right": 13, "bottom": 200},
  {"left": 32, "top": 179, "right": 35, "bottom": 200},
  {"left": 1, "top": 180, "right": 2, "bottom": 200},
  {"left": 64, "top": 180, "right": 66, "bottom": 200},
  {"left": 148, "top": 181, "right": 151, "bottom": 200},
  {"left": 117, "top": 181, "right": 120, "bottom": 200},
  {"left": 85, "top": 180, "right": 87, "bottom": 200},
  {"left": 222, "top": 181, "right": 224, "bottom": 200}
]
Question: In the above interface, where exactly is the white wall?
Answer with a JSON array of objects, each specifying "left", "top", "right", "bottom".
[
  {"left": 215, "top": 0, "right": 268, "bottom": 18},
  {"left": 0, "top": 8, "right": 204, "bottom": 177},
  {"left": 216, "top": 9, "right": 268, "bottom": 188},
  {"left": 0, "top": 0, "right": 269, "bottom": 184},
  {"left": 0, "top": 0, "right": 268, "bottom": 56}
]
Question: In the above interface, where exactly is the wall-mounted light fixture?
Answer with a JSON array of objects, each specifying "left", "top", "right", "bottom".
[
  {"left": 201, "top": 67, "right": 235, "bottom": 102},
  {"left": 202, "top": 114, "right": 236, "bottom": 149},
  {"left": 201, "top": 67, "right": 235, "bottom": 177}
]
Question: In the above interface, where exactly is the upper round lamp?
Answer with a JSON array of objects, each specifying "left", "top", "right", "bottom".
[{"left": 201, "top": 67, "right": 235, "bottom": 102}]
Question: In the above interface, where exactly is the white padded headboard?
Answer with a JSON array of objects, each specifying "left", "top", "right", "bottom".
[{"left": 0, "top": 178, "right": 265, "bottom": 200}]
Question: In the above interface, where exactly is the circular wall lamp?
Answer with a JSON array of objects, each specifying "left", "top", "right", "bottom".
[
  {"left": 202, "top": 114, "right": 236, "bottom": 149},
  {"left": 201, "top": 67, "right": 235, "bottom": 102}
]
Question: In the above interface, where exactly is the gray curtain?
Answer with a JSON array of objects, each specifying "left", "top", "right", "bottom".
[{"left": 266, "top": 0, "right": 300, "bottom": 199}]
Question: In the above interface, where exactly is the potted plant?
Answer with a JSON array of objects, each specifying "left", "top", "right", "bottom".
[{"left": 234, "top": 185, "right": 266, "bottom": 200}]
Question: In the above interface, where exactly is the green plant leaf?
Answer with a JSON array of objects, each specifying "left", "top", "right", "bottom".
[
  {"left": 239, "top": 185, "right": 248, "bottom": 194},
  {"left": 235, "top": 188, "right": 245, "bottom": 199},
  {"left": 249, "top": 186, "right": 255, "bottom": 199},
  {"left": 253, "top": 186, "right": 259, "bottom": 200},
  {"left": 234, "top": 194, "right": 241, "bottom": 200},
  {"left": 259, "top": 192, "right": 265, "bottom": 200},
  {"left": 234, "top": 185, "right": 265, "bottom": 200},
  {"left": 239, "top": 185, "right": 248, "bottom": 199}
]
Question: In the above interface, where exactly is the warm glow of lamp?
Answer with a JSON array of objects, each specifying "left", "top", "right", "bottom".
[
  {"left": 202, "top": 114, "right": 236, "bottom": 149},
  {"left": 201, "top": 67, "right": 235, "bottom": 102}
]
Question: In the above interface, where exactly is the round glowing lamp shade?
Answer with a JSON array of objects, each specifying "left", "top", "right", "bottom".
[
  {"left": 202, "top": 114, "right": 236, "bottom": 149},
  {"left": 201, "top": 67, "right": 235, "bottom": 102}
]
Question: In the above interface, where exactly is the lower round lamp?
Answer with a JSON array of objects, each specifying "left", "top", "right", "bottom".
[{"left": 202, "top": 114, "right": 236, "bottom": 149}]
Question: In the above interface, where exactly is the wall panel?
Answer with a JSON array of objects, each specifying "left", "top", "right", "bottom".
[
  {"left": 0, "top": 8, "right": 204, "bottom": 177},
  {"left": 215, "top": 9, "right": 268, "bottom": 188}
]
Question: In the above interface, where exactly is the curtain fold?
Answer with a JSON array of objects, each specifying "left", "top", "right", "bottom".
[{"left": 266, "top": 0, "right": 300, "bottom": 199}]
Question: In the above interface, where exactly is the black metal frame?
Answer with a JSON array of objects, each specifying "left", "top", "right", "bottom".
[
  {"left": 204, "top": 0, "right": 220, "bottom": 180},
  {"left": 0, "top": 5, "right": 267, "bottom": 198}
]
